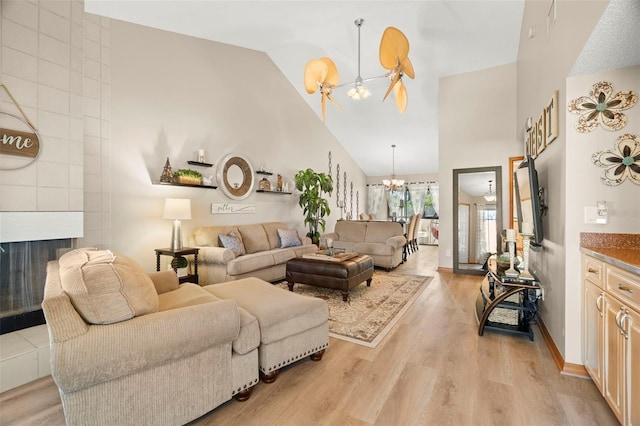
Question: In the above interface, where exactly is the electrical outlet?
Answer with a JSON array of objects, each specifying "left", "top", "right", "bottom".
[{"left": 445, "top": 249, "right": 451, "bottom": 257}]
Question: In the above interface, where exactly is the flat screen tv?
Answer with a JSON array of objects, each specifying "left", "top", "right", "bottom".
[{"left": 514, "top": 155, "right": 544, "bottom": 246}]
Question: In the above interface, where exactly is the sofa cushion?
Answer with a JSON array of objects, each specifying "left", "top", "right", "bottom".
[
  {"left": 158, "top": 283, "right": 218, "bottom": 311},
  {"left": 237, "top": 224, "right": 270, "bottom": 254},
  {"left": 58, "top": 248, "right": 158, "bottom": 325},
  {"left": 226, "top": 252, "right": 275, "bottom": 276},
  {"left": 206, "top": 277, "right": 328, "bottom": 345},
  {"left": 335, "top": 221, "right": 367, "bottom": 242},
  {"left": 193, "top": 225, "right": 241, "bottom": 247},
  {"left": 262, "top": 222, "right": 288, "bottom": 250},
  {"left": 354, "top": 242, "right": 394, "bottom": 256},
  {"left": 277, "top": 228, "right": 302, "bottom": 248},
  {"left": 219, "top": 231, "right": 246, "bottom": 256},
  {"left": 364, "top": 221, "right": 404, "bottom": 243}
]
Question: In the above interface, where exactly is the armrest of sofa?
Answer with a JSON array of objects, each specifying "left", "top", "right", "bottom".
[
  {"left": 385, "top": 235, "right": 407, "bottom": 249},
  {"left": 149, "top": 270, "right": 179, "bottom": 294},
  {"left": 198, "top": 246, "right": 236, "bottom": 265},
  {"left": 50, "top": 299, "right": 240, "bottom": 393}
]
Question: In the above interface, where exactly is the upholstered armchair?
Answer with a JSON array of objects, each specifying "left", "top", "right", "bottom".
[{"left": 42, "top": 248, "right": 259, "bottom": 425}]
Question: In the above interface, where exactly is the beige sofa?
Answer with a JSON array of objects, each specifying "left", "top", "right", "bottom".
[
  {"left": 320, "top": 220, "right": 406, "bottom": 270},
  {"left": 42, "top": 248, "right": 260, "bottom": 425},
  {"left": 191, "top": 222, "right": 318, "bottom": 285}
]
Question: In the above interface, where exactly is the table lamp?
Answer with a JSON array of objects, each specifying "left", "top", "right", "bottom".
[{"left": 163, "top": 198, "right": 191, "bottom": 250}]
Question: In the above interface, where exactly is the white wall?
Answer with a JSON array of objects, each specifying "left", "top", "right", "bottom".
[
  {"left": 564, "top": 65, "right": 640, "bottom": 363},
  {"left": 439, "top": 63, "right": 519, "bottom": 270},
  {"left": 0, "top": 1, "right": 110, "bottom": 247},
  {"left": 109, "top": 20, "right": 366, "bottom": 271},
  {"left": 516, "top": 0, "right": 608, "bottom": 363}
]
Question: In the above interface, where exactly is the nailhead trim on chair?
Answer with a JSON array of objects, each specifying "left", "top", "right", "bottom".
[{"left": 260, "top": 342, "right": 329, "bottom": 373}]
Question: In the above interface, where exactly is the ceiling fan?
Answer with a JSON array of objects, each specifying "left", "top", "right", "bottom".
[{"left": 304, "top": 19, "right": 415, "bottom": 122}]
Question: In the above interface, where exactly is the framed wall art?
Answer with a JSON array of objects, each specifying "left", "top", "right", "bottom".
[
  {"left": 536, "top": 113, "right": 545, "bottom": 155},
  {"left": 545, "top": 90, "right": 558, "bottom": 145},
  {"left": 530, "top": 123, "right": 538, "bottom": 159}
]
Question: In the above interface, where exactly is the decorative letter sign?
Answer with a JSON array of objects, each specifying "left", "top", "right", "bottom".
[{"left": 1, "top": 127, "right": 40, "bottom": 158}]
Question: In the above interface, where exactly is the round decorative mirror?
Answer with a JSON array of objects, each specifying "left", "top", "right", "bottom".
[{"left": 216, "top": 154, "right": 255, "bottom": 200}]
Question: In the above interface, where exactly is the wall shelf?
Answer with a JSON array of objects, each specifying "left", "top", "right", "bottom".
[
  {"left": 256, "top": 170, "right": 273, "bottom": 176},
  {"left": 187, "top": 160, "right": 213, "bottom": 167},
  {"left": 153, "top": 181, "right": 217, "bottom": 189},
  {"left": 256, "top": 190, "right": 291, "bottom": 194}
]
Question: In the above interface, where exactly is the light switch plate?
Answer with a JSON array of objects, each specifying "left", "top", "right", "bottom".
[{"left": 584, "top": 206, "right": 608, "bottom": 224}]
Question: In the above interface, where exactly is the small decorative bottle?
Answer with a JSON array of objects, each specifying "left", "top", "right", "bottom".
[{"left": 277, "top": 174, "right": 283, "bottom": 191}]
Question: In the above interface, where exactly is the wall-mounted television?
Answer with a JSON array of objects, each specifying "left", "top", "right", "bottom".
[{"left": 514, "top": 155, "right": 545, "bottom": 246}]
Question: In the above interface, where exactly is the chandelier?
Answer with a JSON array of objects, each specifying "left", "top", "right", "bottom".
[
  {"left": 383, "top": 144, "right": 404, "bottom": 191},
  {"left": 484, "top": 180, "right": 496, "bottom": 202}
]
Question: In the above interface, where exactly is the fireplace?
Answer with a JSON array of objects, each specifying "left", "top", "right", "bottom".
[{"left": 0, "top": 239, "right": 74, "bottom": 334}]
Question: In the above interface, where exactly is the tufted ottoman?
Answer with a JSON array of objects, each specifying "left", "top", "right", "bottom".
[
  {"left": 286, "top": 254, "right": 374, "bottom": 301},
  {"left": 204, "top": 277, "right": 329, "bottom": 383}
]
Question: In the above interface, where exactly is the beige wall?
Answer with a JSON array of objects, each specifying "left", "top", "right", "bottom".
[
  {"left": 438, "top": 62, "right": 519, "bottom": 269},
  {"left": 109, "top": 20, "right": 366, "bottom": 271},
  {"left": 564, "top": 65, "right": 640, "bottom": 363},
  {"left": 516, "top": 0, "right": 607, "bottom": 364}
]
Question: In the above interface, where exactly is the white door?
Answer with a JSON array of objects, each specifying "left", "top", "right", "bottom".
[{"left": 458, "top": 203, "right": 470, "bottom": 264}]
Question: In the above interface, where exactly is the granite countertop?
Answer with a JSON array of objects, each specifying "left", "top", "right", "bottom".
[{"left": 580, "top": 233, "right": 640, "bottom": 276}]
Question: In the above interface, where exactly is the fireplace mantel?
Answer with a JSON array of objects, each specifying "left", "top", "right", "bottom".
[{"left": 0, "top": 212, "right": 83, "bottom": 243}]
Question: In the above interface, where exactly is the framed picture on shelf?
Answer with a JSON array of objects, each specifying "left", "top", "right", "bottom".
[
  {"left": 545, "top": 90, "right": 559, "bottom": 145},
  {"left": 537, "top": 113, "right": 545, "bottom": 155}
]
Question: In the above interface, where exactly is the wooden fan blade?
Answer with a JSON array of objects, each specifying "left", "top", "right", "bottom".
[
  {"left": 382, "top": 71, "right": 401, "bottom": 102},
  {"left": 394, "top": 80, "right": 407, "bottom": 113},
  {"left": 379, "top": 27, "right": 410, "bottom": 70},
  {"left": 321, "top": 92, "right": 327, "bottom": 123},
  {"left": 304, "top": 59, "right": 329, "bottom": 94},
  {"left": 402, "top": 57, "right": 415, "bottom": 79},
  {"left": 320, "top": 57, "right": 340, "bottom": 86},
  {"left": 326, "top": 93, "right": 343, "bottom": 111}
]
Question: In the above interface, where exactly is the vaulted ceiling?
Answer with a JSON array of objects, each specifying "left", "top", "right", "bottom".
[{"left": 85, "top": 0, "right": 526, "bottom": 176}]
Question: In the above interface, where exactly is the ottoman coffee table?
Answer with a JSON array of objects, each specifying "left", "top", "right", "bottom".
[{"left": 285, "top": 253, "right": 374, "bottom": 301}]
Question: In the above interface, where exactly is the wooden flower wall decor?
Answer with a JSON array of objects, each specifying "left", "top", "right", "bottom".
[
  {"left": 568, "top": 81, "right": 637, "bottom": 133},
  {"left": 592, "top": 133, "right": 640, "bottom": 186}
]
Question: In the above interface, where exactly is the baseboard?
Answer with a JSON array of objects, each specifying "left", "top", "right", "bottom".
[
  {"left": 437, "top": 267, "right": 453, "bottom": 273},
  {"left": 537, "top": 317, "right": 590, "bottom": 379}
]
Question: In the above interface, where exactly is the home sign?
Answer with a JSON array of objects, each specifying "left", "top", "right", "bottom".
[{"left": 0, "top": 127, "right": 40, "bottom": 158}]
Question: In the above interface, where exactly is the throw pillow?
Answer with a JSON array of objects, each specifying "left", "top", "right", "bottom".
[
  {"left": 59, "top": 248, "right": 159, "bottom": 325},
  {"left": 277, "top": 228, "right": 302, "bottom": 248},
  {"left": 219, "top": 231, "right": 246, "bottom": 256}
]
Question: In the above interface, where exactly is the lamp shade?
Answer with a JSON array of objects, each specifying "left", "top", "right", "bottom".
[{"left": 163, "top": 198, "right": 191, "bottom": 220}]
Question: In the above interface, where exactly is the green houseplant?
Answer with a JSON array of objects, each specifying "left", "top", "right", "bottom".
[{"left": 294, "top": 168, "right": 333, "bottom": 245}]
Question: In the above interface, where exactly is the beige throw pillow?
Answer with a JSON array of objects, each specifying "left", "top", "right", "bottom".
[{"left": 59, "top": 248, "right": 159, "bottom": 324}]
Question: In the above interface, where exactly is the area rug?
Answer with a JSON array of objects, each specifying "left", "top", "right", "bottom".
[{"left": 279, "top": 272, "right": 433, "bottom": 348}]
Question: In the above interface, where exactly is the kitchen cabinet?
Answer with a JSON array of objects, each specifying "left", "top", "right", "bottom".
[{"left": 582, "top": 253, "right": 640, "bottom": 425}]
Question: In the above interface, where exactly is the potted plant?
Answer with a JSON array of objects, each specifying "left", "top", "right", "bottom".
[
  {"left": 173, "top": 169, "right": 202, "bottom": 185},
  {"left": 294, "top": 168, "right": 333, "bottom": 245}
]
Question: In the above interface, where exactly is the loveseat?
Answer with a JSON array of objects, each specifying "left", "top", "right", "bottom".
[
  {"left": 320, "top": 220, "right": 406, "bottom": 270},
  {"left": 191, "top": 222, "right": 318, "bottom": 285},
  {"left": 42, "top": 248, "right": 260, "bottom": 425}
]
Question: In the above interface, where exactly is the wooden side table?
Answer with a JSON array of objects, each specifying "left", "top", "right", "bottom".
[{"left": 155, "top": 247, "right": 199, "bottom": 284}]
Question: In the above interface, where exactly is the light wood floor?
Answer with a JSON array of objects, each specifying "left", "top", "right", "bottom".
[{"left": 0, "top": 246, "right": 618, "bottom": 426}]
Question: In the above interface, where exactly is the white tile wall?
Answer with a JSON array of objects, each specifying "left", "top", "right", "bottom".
[
  {"left": 2, "top": 0, "right": 111, "bottom": 231},
  {"left": 0, "top": 325, "right": 51, "bottom": 393}
]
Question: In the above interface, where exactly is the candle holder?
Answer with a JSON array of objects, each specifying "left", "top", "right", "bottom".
[
  {"left": 504, "top": 239, "right": 519, "bottom": 278},
  {"left": 519, "top": 233, "right": 535, "bottom": 280}
]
